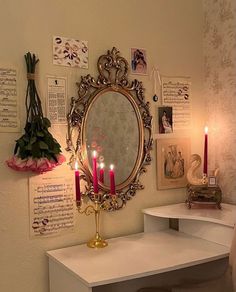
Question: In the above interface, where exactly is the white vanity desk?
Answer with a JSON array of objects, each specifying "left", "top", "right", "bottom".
[{"left": 47, "top": 203, "right": 236, "bottom": 292}]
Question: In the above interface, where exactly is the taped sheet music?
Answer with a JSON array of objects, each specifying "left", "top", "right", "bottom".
[
  {"left": 29, "top": 172, "right": 75, "bottom": 237},
  {"left": 162, "top": 76, "right": 191, "bottom": 130},
  {"left": 47, "top": 76, "right": 67, "bottom": 124},
  {"left": 0, "top": 68, "right": 20, "bottom": 132}
]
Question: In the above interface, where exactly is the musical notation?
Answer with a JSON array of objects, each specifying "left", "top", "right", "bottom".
[
  {"left": 162, "top": 77, "right": 191, "bottom": 130},
  {"left": 0, "top": 88, "right": 17, "bottom": 97},
  {"left": 0, "top": 77, "right": 17, "bottom": 86},
  {"left": 0, "top": 67, "right": 19, "bottom": 132},
  {"left": 29, "top": 174, "right": 75, "bottom": 237}
]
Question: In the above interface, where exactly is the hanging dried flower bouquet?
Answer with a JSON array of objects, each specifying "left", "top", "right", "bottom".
[{"left": 6, "top": 52, "right": 65, "bottom": 173}]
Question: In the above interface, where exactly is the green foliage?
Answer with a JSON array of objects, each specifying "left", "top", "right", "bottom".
[
  {"left": 15, "top": 119, "right": 62, "bottom": 161},
  {"left": 14, "top": 52, "right": 62, "bottom": 162}
]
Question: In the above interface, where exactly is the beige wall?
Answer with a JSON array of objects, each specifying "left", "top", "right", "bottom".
[
  {"left": 0, "top": 1, "right": 204, "bottom": 292},
  {"left": 203, "top": 0, "right": 236, "bottom": 204}
]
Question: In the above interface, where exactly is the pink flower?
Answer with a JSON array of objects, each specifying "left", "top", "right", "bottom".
[
  {"left": 34, "top": 158, "right": 52, "bottom": 173},
  {"left": 6, "top": 154, "right": 66, "bottom": 173},
  {"left": 25, "top": 157, "right": 37, "bottom": 171},
  {"left": 6, "top": 156, "right": 28, "bottom": 171},
  {"left": 56, "top": 154, "right": 66, "bottom": 165}
]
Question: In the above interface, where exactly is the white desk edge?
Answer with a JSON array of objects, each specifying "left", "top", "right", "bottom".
[{"left": 46, "top": 230, "right": 230, "bottom": 287}]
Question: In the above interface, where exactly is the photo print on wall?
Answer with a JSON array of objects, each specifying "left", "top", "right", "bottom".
[
  {"left": 156, "top": 138, "right": 190, "bottom": 189},
  {"left": 53, "top": 36, "right": 88, "bottom": 68},
  {"left": 131, "top": 48, "right": 147, "bottom": 75},
  {"left": 158, "top": 106, "right": 173, "bottom": 134}
]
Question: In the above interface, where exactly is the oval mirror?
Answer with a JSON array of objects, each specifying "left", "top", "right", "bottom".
[
  {"left": 66, "top": 48, "right": 152, "bottom": 210},
  {"left": 84, "top": 88, "right": 142, "bottom": 189}
]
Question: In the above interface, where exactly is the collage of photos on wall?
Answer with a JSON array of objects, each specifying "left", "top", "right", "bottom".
[
  {"left": 154, "top": 77, "right": 191, "bottom": 190},
  {"left": 129, "top": 47, "right": 190, "bottom": 190}
]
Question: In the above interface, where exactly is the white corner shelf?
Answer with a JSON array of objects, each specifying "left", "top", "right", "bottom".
[
  {"left": 142, "top": 203, "right": 236, "bottom": 227},
  {"left": 143, "top": 203, "right": 236, "bottom": 247}
]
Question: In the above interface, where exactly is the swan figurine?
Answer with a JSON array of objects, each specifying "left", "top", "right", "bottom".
[
  {"left": 186, "top": 154, "right": 221, "bottom": 209},
  {"left": 187, "top": 154, "right": 208, "bottom": 186}
]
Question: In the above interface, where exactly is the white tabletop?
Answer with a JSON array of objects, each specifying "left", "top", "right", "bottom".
[
  {"left": 143, "top": 203, "right": 236, "bottom": 227},
  {"left": 47, "top": 230, "right": 229, "bottom": 287}
]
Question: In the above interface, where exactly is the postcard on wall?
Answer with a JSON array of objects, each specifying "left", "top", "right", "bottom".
[
  {"left": 156, "top": 138, "right": 190, "bottom": 190},
  {"left": 131, "top": 48, "right": 147, "bottom": 75},
  {"left": 162, "top": 77, "right": 191, "bottom": 130},
  {"left": 0, "top": 67, "right": 20, "bottom": 132},
  {"left": 29, "top": 172, "right": 75, "bottom": 238},
  {"left": 47, "top": 76, "right": 67, "bottom": 124},
  {"left": 53, "top": 36, "right": 88, "bottom": 68}
]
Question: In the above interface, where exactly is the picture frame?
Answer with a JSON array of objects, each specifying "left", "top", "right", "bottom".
[
  {"left": 156, "top": 138, "right": 190, "bottom": 189},
  {"left": 130, "top": 48, "right": 147, "bottom": 75}
]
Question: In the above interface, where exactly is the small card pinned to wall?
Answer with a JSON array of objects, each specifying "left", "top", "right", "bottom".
[
  {"left": 29, "top": 171, "right": 75, "bottom": 238},
  {"left": 0, "top": 67, "right": 20, "bottom": 132},
  {"left": 46, "top": 76, "right": 67, "bottom": 124},
  {"left": 53, "top": 36, "right": 88, "bottom": 68}
]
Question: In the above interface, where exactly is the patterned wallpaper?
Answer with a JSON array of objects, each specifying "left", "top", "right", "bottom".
[{"left": 203, "top": 0, "right": 236, "bottom": 203}]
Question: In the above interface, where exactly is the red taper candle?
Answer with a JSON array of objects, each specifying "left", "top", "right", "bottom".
[
  {"left": 92, "top": 151, "right": 99, "bottom": 194},
  {"left": 75, "top": 161, "right": 81, "bottom": 202},
  {"left": 203, "top": 126, "right": 208, "bottom": 175},
  {"left": 109, "top": 164, "right": 116, "bottom": 195},
  {"left": 99, "top": 162, "right": 105, "bottom": 184}
]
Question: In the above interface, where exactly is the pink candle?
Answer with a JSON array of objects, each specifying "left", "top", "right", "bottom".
[
  {"left": 203, "top": 126, "right": 208, "bottom": 175},
  {"left": 109, "top": 164, "right": 116, "bottom": 195},
  {"left": 92, "top": 151, "right": 99, "bottom": 194},
  {"left": 75, "top": 161, "right": 81, "bottom": 202},
  {"left": 99, "top": 162, "right": 105, "bottom": 184}
]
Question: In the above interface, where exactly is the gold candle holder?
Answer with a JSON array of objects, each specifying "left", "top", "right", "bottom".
[{"left": 77, "top": 194, "right": 108, "bottom": 248}]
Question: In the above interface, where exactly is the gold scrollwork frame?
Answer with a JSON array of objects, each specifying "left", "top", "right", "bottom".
[{"left": 66, "top": 47, "right": 153, "bottom": 210}]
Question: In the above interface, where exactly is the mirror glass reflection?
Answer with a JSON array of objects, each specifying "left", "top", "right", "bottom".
[{"left": 84, "top": 90, "right": 140, "bottom": 187}]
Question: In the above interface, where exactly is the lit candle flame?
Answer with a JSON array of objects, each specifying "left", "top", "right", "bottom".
[
  {"left": 93, "top": 150, "right": 97, "bottom": 158},
  {"left": 100, "top": 162, "right": 104, "bottom": 169},
  {"left": 204, "top": 126, "right": 208, "bottom": 134},
  {"left": 75, "top": 161, "right": 78, "bottom": 170},
  {"left": 110, "top": 164, "right": 114, "bottom": 170}
]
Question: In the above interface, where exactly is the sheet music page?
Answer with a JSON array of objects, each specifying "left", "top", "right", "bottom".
[
  {"left": 47, "top": 76, "right": 67, "bottom": 124},
  {"left": 162, "top": 76, "right": 191, "bottom": 130},
  {"left": 29, "top": 171, "right": 75, "bottom": 237},
  {"left": 0, "top": 68, "right": 20, "bottom": 132}
]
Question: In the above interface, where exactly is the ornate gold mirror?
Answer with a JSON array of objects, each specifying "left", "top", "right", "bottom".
[{"left": 66, "top": 48, "right": 152, "bottom": 210}]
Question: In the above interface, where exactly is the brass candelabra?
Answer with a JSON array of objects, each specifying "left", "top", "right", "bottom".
[{"left": 76, "top": 193, "right": 119, "bottom": 248}]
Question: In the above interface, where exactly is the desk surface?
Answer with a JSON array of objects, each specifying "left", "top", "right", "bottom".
[
  {"left": 143, "top": 203, "right": 236, "bottom": 227},
  {"left": 47, "top": 230, "right": 229, "bottom": 287}
]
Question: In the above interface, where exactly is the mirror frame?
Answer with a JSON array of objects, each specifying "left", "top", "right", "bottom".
[{"left": 66, "top": 47, "right": 153, "bottom": 210}]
